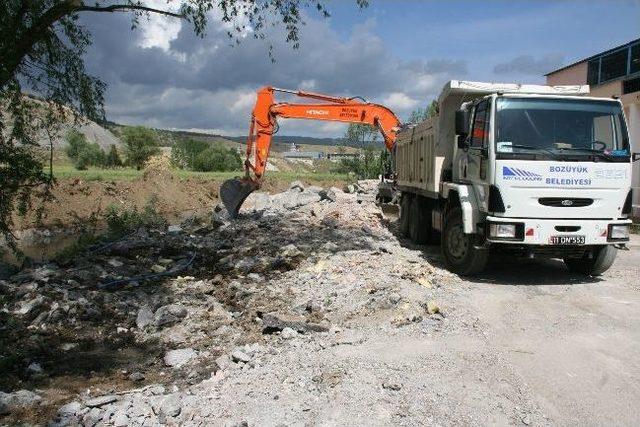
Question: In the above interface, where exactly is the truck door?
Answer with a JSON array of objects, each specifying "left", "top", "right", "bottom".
[{"left": 462, "top": 99, "right": 491, "bottom": 208}]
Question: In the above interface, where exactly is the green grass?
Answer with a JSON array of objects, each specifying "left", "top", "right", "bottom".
[{"left": 51, "top": 165, "right": 349, "bottom": 183}]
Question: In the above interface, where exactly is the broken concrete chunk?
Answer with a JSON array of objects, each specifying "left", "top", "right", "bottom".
[
  {"left": 164, "top": 348, "right": 197, "bottom": 368},
  {"left": 154, "top": 304, "right": 187, "bottom": 328},
  {"left": 136, "top": 305, "right": 154, "bottom": 329},
  {"left": 231, "top": 350, "right": 252, "bottom": 364},
  {"left": 85, "top": 394, "right": 117, "bottom": 408},
  {"left": 262, "top": 312, "right": 330, "bottom": 334},
  {"left": 289, "top": 181, "right": 305, "bottom": 192},
  {"left": 167, "top": 225, "right": 183, "bottom": 234}
]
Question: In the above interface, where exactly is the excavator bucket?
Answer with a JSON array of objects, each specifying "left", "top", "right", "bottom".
[{"left": 219, "top": 178, "right": 260, "bottom": 218}]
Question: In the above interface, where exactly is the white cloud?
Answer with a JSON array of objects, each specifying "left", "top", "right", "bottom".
[{"left": 382, "top": 92, "right": 419, "bottom": 111}]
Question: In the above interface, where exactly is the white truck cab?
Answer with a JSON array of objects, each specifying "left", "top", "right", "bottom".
[{"left": 395, "top": 81, "right": 638, "bottom": 275}]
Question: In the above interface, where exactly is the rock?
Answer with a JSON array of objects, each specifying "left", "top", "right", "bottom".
[
  {"left": 27, "top": 362, "right": 43, "bottom": 374},
  {"left": 231, "top": 350, "right": 252, "bottom": 364},
  {"left": 322, "top": 242, "right": 339, "bottom": 253},
  {"left": 112, "top": 412, "right": 129, "bottom": 427},
  {"left": 382, "top": 381, "right": 402, "bottom": 391},
  {"left": 85, "top": 395, "right": 117, "bottom": 408},
  {"left": 128, "top": 372, "right": 145, "bottom": 382},
  {"left": 345, "top": 184, "right": 356, "bottom": 194},
  {"left": 158, "top": 258, "right": 174, "bottom": 266},
  {"left": 164, "top": 348, "right": 197, "bottom": 368},
  {"left": 14, "top": 295, "right": 45, "bottom": 316},
  {"left": 136, "top": 305, "right": 154, "bottom": 329},
  {"left": 306, "top": 185, "right": 323, "bottom": 194},
  {"left": 150, "top": 264, "right": 166, "bottom": 273},
  {"left": 262, "top": 312, "right": 330, "bottom": 334},
  {"left": 154, "top": 304, "right": 188, "bottom": 328},
  {"left": 160, "top": 395, "right": 181, "bottom": 418},
  {"left": 235, "top": 257, "right": 256, "bottom": 272},
  {"left": 281, "top": 327, "right": 299, "bottom": 339},
  {"left": 107, "top": 258, "right": 124, "bottom": 268},
  {"left": 426, "top": 300, "right": 440, "bottom": 315},
  {"left": 215, "top": 354, "right": 232, "bottom": 371},
  {"left": 0, "top": 390, "right": 42, "bottom": 414},
  {"left": 83, "top": 407, "right": 102, "bottom": 426},
  {"left": 281, "top": 244, "right": 302, "bottom": 258},
  {"left": 289, "top": 181, "right": 305, "bottom": 192},
  {"left": 58, "top": 400, "right": 83, "bottom": 417},
  {"left": 167, "top": 225, "right": 183, "bottom": 234}
]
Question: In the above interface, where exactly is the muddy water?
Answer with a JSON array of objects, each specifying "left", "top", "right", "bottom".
[{"left": 2, "top": 208, "right": 211, "bottom": 265}]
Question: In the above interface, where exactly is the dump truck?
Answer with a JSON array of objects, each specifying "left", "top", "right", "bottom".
[
  {"left": 396, "top": 80, "right": 638, "bottom": 275},
  {"left": 221, "top": 81, "right": 638, "bottom": 276}
]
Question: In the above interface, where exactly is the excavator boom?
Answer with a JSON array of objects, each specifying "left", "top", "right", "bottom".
[{"left": 220, "top": 86, "right": 402, "bottom": 217}]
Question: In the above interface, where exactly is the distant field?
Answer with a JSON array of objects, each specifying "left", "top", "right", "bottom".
[{"left": 51, "top": 165, "right": 349, "bottom": 183}]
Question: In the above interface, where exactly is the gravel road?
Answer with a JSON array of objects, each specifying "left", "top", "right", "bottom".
[{"left": 2, "top": 181, "right": 639, "bottom": 426}]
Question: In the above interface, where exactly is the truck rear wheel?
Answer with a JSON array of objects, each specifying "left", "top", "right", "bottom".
[
  {"left": 399, "top": 193, "right": 411, "bottom": 237},
  {"left": 441, "top": 207, "right": 488, "bottom": 275},
  {"left": 564, "top": 245, "right": 617, "bottom": 276},
  {"left": 409, "top": 196, "right": 431, "bottom": 244}
]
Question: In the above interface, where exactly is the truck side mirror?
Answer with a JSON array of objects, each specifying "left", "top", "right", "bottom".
[
  {"left": 633, "top": 153, "right": 640, "bottom": 162},
  {"left": 455, "top": 110, "right": 469, "bottom": 137}
]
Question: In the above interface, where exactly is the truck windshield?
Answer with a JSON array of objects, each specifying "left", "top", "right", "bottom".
[{"left": 495, "top": 98, "right": 629, "bottom": 157}]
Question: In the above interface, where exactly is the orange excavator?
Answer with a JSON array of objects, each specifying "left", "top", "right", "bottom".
[{"left": 220, "top": 86, "right": 402, "bottom": 216}]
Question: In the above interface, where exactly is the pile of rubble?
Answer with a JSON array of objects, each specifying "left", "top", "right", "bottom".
[{"left": 0, "top": 180, "right": 462, "bottom": 426}]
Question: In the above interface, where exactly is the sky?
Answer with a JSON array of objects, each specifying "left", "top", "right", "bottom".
[{"left": 80, "top": 0, "right": 640, "bottom": 138}]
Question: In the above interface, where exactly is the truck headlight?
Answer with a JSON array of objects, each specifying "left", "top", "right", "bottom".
[
  {"left": 609, "top": 224, "right": 629, "bottom": 241},
  {"left": 489, "top": 223, "right": 517, "bottom": 239}
]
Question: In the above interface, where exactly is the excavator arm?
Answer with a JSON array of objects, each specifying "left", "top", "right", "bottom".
[{"left": 220, "top": 86, "right": 402, "bottom": 216}]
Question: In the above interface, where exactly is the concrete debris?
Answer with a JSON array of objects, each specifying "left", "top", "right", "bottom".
[
  {"left": 3, "top": 180, "right": 485, "bottom": 426},
  {"left": 262, "top": 312, "right": 330, "bottom": 334},
  {"left": 164, "top": 348, "right": 197, "bottom": 368}
]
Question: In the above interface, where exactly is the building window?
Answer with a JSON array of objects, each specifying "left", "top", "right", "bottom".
[
  {"left": 631, "top": 43, "right": 640, "bottom": 75},
  {"left": 587, "top": 59, "right": 600, "bottom": 85},
  {"left": 600, "top": 49, "right": 629, "bottom": 82},
  {"left": 623, "top": 77, "right": 640, "bottom": 95}
]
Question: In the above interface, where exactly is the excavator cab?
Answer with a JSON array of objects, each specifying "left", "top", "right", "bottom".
[{"left": 219, "top": 86, "right": 401, "bottom": 217}]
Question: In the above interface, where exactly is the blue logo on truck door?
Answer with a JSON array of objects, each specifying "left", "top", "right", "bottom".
[{"left": 502, "top": 166, "right": 542, "bottom": 181}]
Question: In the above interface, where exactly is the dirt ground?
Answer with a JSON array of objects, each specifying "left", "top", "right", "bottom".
[{"left": 2, "top": 182, "right": 639, "bottom": 426}]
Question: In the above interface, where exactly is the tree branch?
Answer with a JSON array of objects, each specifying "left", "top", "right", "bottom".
[{"left": 76, "top": 4, "right": 184, "bottom": 18}]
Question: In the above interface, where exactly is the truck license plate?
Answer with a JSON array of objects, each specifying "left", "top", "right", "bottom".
[{"left": 550, "top": 235, "right": 585, "bottom": 245}]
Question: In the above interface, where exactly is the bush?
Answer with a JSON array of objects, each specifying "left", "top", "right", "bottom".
[
  {"left": 333, "top": 147, "right": 386, "bottom": 179},
  {"left": 105, "top": 144, "right": 123, "bottom": 168},
  {"left": 191, "top": 144, "right": 242, "bottom": 172},
  {"left": 171, "top": 138, "right": 210, "bottom": 169},
  {"left": 65, "top": 130, "right": 106, "bottom": 170},
  {"left": 105, "top": 195, "right": 167, "bottom": 238},
  {"left": 121, "top": 126, "right": 161, "bottom": 170}
]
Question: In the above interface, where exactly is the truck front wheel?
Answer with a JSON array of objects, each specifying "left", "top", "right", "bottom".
[
  {"left": 441, "top": 207, "right": 488, "bottom": 275},
  {"left": 564, "top": 245, "right": 617, "bottom": 276}
]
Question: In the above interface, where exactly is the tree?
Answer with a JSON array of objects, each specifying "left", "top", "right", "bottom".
[
  {"left": 121, "top": 126, "right": 161, "bottom": 170},
  {"left": 105, "top": 144, "right": 123, "bottom": 168},
  {"left": 192, "top": 144, "right": 242, "bottom": 172},
  {"left": 64, "top": 129, "right": 106, "bottom": 170},
  {"left": 0, "top": 0, "right": 367, "bottom": 249},
  {"left": 344, "top": 123, "right": 379, "bottom": 148},
  {"left": 408, "top": 100, "right": 439, "bottom": 124},
  {"left": 171, "top": 138, "right": 210, "bottom": 169}
]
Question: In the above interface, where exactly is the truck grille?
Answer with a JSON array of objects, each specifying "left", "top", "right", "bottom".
[
  {"left": 538, "top": 197, "right": 593, "bottom": 207},
  {"left": 493, "top": 244, "right": 589, "bottom": 259}
]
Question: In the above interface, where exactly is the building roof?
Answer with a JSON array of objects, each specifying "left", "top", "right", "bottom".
[{"left": 545, "top": 37, "right": 640, "bottom": 76}]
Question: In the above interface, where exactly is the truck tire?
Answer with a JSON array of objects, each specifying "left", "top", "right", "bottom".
[
  {"left": 409, "top": 196, "right": 431, "bottom": 244},
  {"left": 441, "top": 206, "right": 488, "bottom": 275},
  {"left": 564, "top": 245, "right": 617, "bottom": 276},
  {"left": 399, "top": 193, "right": 411, "bottom": 237}
]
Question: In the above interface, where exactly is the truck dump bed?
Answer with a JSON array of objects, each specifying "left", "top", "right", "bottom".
[{"left": 395, "top": 116, "right": 443, "bottom": 195}]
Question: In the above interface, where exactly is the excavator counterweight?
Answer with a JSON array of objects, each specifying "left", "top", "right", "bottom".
[{"left": 220, "top": 86, "right": 402, "bottom": 216}]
